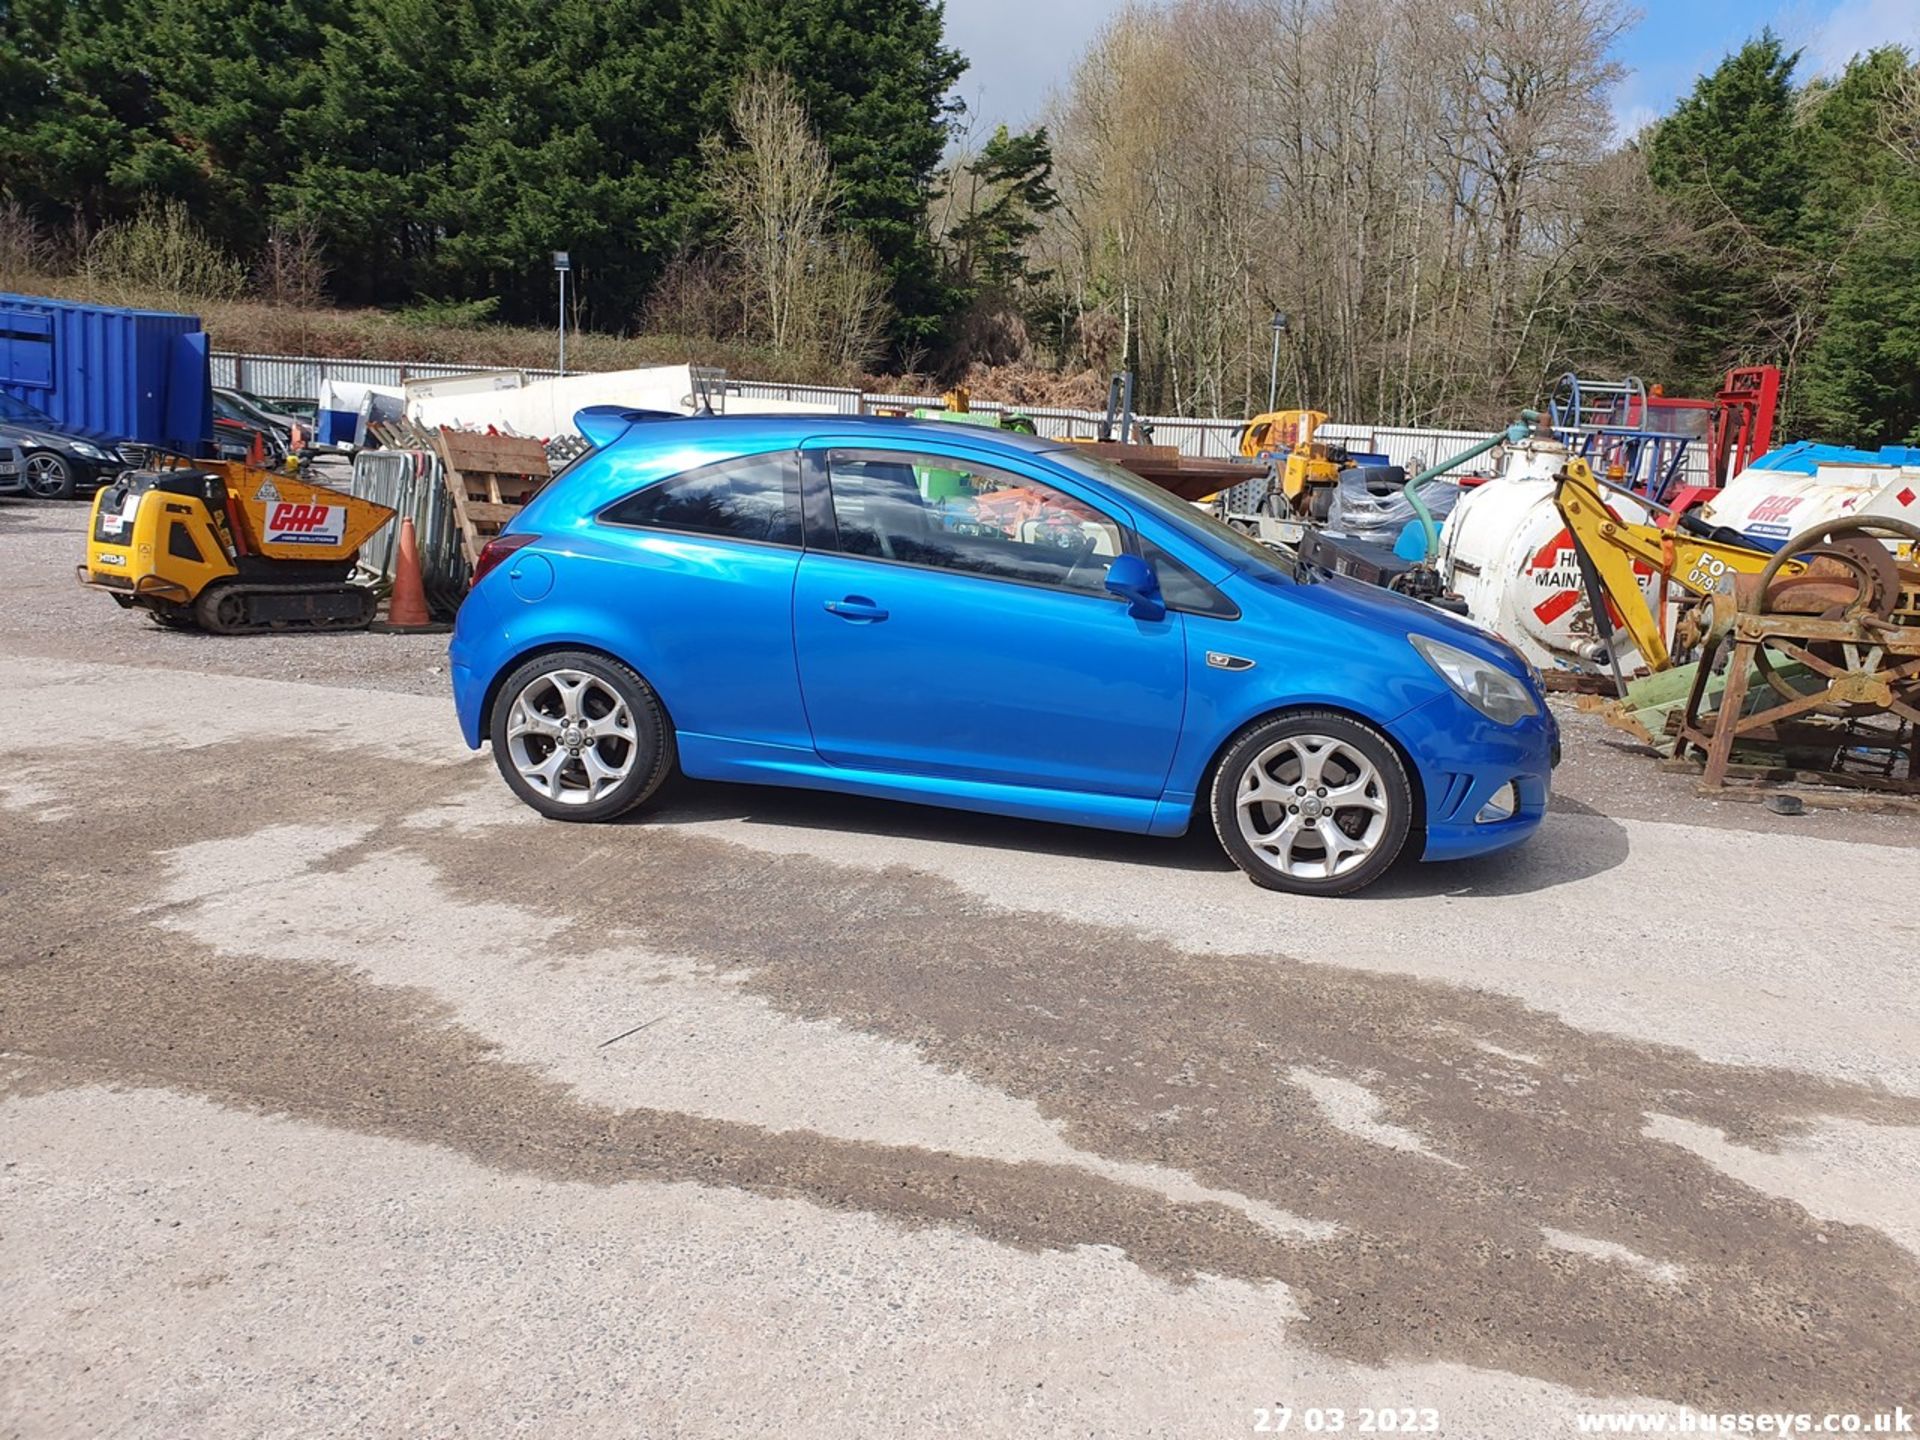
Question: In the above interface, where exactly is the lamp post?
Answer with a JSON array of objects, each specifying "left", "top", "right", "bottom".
[
  {"left": 1267, "top": 311, "right": 1289, "bottom": 413},
  {"left": 553, "top": 251, "right": 571, "bottom": 375}
]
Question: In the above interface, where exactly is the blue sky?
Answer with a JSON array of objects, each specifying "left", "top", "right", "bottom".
[
  {"left": 942, "top": 0, "right": 1920, "bottom": 142},
  {"left": 1612, "top": 0, "right": 1920, "bottom": 135}
]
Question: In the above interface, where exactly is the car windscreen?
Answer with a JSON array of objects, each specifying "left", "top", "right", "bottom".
[
  {"left": 1044, "top": 447, "right": 1301, "bottom": 582},
  {"left": 0, "top": 392, "right": 56, "bottom": 427},
  {"left": 220, "top": 391, "right": 274, "bottom": 427}
]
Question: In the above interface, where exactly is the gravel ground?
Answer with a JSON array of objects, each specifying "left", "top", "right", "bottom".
[
  {"left": 1, "top": 495, "right": 450, "bottom": 696},
  {"left": 5, "top": 489, "right": 1918, "bottom": 1438}
]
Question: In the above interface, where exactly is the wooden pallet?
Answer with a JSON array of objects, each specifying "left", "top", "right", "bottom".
[{"left": 432, "top": 428, "right": 551, "bottom": 567}]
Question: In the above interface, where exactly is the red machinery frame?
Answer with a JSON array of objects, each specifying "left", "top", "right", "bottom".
[{"left": 1707, "top": 365, "right": 1780, "bottom": 486}]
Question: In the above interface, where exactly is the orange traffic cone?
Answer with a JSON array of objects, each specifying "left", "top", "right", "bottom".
[{"left": 384, "top": 517, "right": 433, "bottom": 629}]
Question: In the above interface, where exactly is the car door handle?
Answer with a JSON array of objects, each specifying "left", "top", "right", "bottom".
[{"left": 823, "top": 596, "right": 889, "bottom": 622}]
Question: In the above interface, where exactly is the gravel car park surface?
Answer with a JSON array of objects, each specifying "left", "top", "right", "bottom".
[
  {"left": 4, "top": 493, "right": 1918, "bottom": 1437},
  {"left": 1, "top": 496, "right": 451, "bottom": 697}
]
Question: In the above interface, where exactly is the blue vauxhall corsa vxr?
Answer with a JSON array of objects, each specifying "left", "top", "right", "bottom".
[{"left": 450, "top": 413, "right": 1556, "bottom": 895}]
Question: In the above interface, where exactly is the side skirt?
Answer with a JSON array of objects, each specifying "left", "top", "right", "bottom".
[{"left": 675, "top": 733, "right": 1166, "bottom": 836}]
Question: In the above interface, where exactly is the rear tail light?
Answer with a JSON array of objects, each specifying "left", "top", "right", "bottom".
[{"left": 472, "top": 532, "right": 539, "bottom": 590}]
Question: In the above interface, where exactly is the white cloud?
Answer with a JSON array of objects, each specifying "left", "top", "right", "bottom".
[
  {"left": 1794, "top": 0, "right": 1920, "bottom": 75},
  {"left": 1609, "top": 100, "right": 1663, "bottom": 143}
]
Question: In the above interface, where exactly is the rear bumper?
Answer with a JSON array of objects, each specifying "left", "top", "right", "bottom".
[
  {"left": 76, "top": 561, "right": 191, "bottom": 605},
  {"left": 452, "top": 659, "right": 485, "bottom": 747},
  {"left": 1392, "top": 692, "right": 1556, "bottom": 864},
  {"left": 448, "top": 585, "right": 495, "bottom": 748},
  {"left": 75, "top": 562, "right": 132, "bottom": 591}
]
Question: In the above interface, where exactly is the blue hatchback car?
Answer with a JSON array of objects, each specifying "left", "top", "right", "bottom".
[{"left": 450, "top": 414, "right": 1555, "bottom": 894}]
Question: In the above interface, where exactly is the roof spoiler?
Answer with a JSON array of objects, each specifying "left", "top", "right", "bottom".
[{"left": 573, "top": 406, "right": 686, "bottom": 450}]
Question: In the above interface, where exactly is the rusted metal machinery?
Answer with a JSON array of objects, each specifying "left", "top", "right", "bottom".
[{"left": 1673, "top": 514, "right": 1920, "bottom": 798}]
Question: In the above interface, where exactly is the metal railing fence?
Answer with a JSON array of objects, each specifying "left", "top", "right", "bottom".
[{"left": 212, "top": 351, "right": 1709, "bottom": 485}]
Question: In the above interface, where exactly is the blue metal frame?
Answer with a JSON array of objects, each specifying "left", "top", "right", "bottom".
[{"left": 1550, "top": 373, "right": 1698, "bottom": 504}]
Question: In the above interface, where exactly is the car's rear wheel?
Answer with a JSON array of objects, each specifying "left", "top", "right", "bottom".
[
  {"left": 23, "top": 452, "right": 75, "bottom": 500},
  {"left": 489, "top": 650, "right": 674, "bottom": 822},
  {"left": 1210, "top": 710, "right": 1413, "bottom": 895}
]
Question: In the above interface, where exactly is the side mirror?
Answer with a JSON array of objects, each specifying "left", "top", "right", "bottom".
[{"left": 1104, "top": 552, "right": 1167, "bottom": 620}]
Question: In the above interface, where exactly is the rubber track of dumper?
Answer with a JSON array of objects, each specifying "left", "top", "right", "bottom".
[{"left": 192, "top": 581, "right": 379, "bottom": 635}]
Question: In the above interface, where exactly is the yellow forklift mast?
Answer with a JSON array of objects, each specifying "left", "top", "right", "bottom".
[
  {"left": 1239, "top": 409, "right": 1347, "bottom": 516},
  {"left": 80, "top": 458, "right": 396, "bottom": 633}
]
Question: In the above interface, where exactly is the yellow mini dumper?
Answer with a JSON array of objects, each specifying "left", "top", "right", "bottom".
[{"left": 78, "top": 459, "right": 397, "bottom": 633}]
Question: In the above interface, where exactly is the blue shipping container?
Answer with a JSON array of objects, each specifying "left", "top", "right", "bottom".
[{"left": 0, "top": 292, "right": 211, "bottom": 451}]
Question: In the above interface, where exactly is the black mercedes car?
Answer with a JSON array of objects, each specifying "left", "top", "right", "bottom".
[{"left": 0, "top": 391, "right": 134, "bottom": 499}]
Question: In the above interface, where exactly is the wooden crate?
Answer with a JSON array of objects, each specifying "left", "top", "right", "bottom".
[{"left": 433, "top": 428, "right": 551, "bottom": 567}]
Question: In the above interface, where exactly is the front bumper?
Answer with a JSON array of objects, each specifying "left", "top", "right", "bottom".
[
  {"left": 21, "top": 453, "right": 126, "bottom": 499},
  {"left": 51, "top": 453, "right": 127, "bottom": 491},
  {"left": 1393, "top": 691, "right": 1557, "bottom": 864}
]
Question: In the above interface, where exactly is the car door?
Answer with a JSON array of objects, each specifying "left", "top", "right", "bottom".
[
  {"left": 588, "top": 446, "right": 812, "bottom": 751},
  {"left": 791, "top": 441, "right": 1187, "bottom": 799}
]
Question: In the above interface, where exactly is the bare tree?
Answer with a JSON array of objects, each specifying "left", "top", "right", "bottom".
[
  {"left": 253, "top": 222, "right": 332, "bottom": 309},
  {"left": 1878, "top": 60, "right": 1920, "bottom": 168},
  {"left": 0, "top": 198, "right": 54, "bottom": 291},
  {"left": 1043, "top": 0, "right": 1634, "bottom": 425},
  {"left": 707, "top": 70, "right": 891, "bottom": 370}
]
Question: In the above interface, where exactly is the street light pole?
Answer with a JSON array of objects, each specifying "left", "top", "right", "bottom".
[
  {"left": 1267, "top": 311, "right": 1289, "bottom": 413},
  {"left": 553, "top": 251, "right": 571, "bottom": 375}
]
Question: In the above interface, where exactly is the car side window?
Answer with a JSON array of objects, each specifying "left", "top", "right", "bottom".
[
  {"left": 822, "top": 448, "right": 1126, "bottom": 596},
  {"left": 601, "top": 450, "right": 800, "bottom": 546}
]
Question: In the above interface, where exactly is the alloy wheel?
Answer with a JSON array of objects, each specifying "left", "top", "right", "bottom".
[
  {"left": 23, "top": 454, "right": 72, "bottom": 499},
  {"left": 504, "top": 668, "right": 639, "bottom": 806},
  {"left": 1234, "top": 733, "right": 1392, "bottom": 881}
]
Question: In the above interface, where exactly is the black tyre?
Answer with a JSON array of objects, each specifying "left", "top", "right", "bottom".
[
  {"left": 1210, "top": 709, "right": 1414, "bottom": 896},
  {"left": 488, "top": 650, "right": 675, "bottom": 822},
  {"left": 23, "top": 452, "right": 75, "bottom": 500}
]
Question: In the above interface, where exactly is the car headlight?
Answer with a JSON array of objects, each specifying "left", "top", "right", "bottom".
[
  {"left": 1409, "top": 634, "right": 1539, "bottom": 724},
  {"left": 69, "top": 442, "right": 108, "bottom": 460}
]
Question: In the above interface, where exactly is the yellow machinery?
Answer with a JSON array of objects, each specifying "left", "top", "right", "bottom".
[
  {"left": 79, "top": 458, "right": 396, "bottom": 633},
  {"left": 1238, "top": 409, "right": 1347, "bottom": 518},
  {"left": 1552, "top": 457, "right": 1792, "bottom": 672},
  {"left": 1554, "top": 455, "right": 1918, "bottom": 671},
  {"left": 1556, "top": 456, "right": 1920, "bottom": 790}
]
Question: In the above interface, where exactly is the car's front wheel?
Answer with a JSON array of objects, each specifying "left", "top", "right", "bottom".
[
  {"left": 1210, "top": 710, "right": 1413, "bottom": 895},
  {"left": 489, "top": 650, "right": 674, "bottom": 822},
  {"left": 23, "top": 452, "right": 75, "bottom": 500}
]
